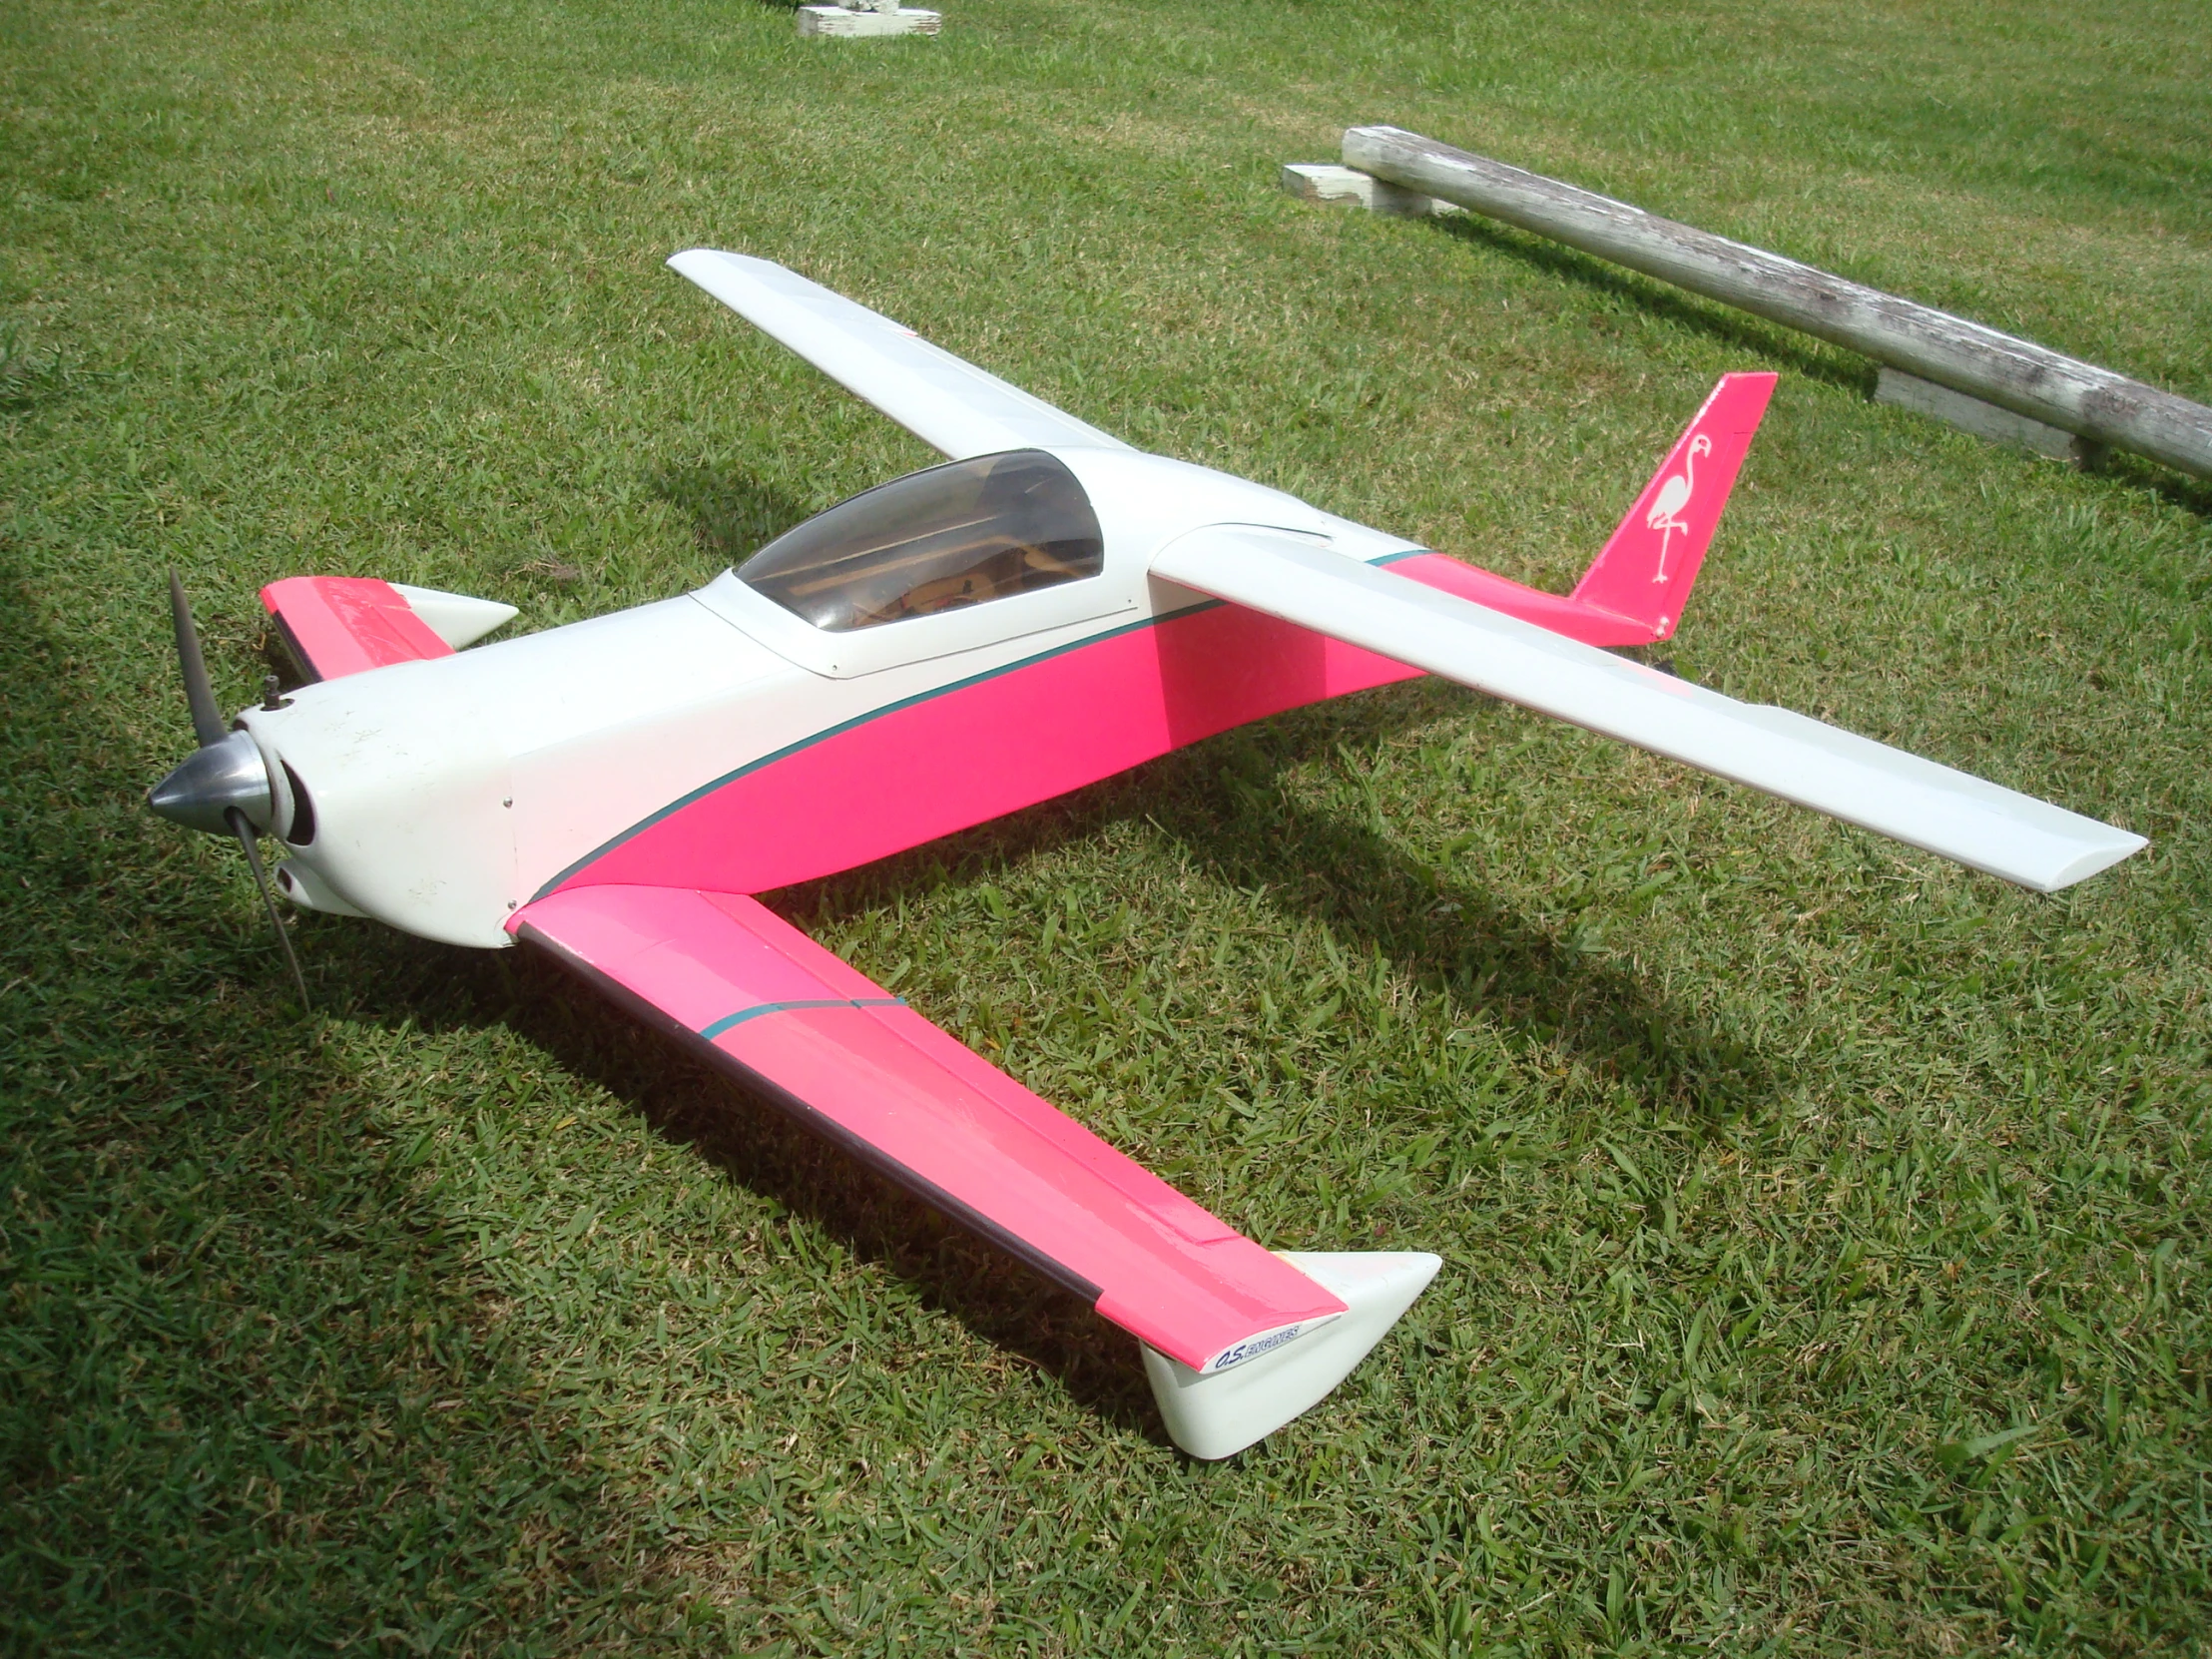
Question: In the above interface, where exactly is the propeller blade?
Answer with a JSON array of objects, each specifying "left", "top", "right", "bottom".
[
  {"left": 227, "top": 807, "right": 309, "bottom": 1011},
  {"left": 169, "top": 569, "right": 228, "bottom": 750}
]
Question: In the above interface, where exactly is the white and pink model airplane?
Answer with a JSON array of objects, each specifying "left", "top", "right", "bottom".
[{"left": 147, "top": 252, "right": 2146, "bottom": 1459}]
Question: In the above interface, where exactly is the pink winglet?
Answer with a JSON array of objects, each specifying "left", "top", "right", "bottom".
[
  {"left": 1569, "top": 371, "right": 1778, "bottom": 641},
  {"left": 260, "top": 576, "right": 454, "bottom": 682},
  {"left": 511, "top": 884, "right": 1347, "bottom": 1372}
]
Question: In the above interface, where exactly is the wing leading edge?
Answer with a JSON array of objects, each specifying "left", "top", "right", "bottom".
[
  {"left": 668, "top": 250, "right": 1134, "bottom": 461},
  {"left": 1155, "top": 527, "right": 2145, "bottom": 892},
  {"left": 513, "top": 883, "right": 1437, "bottom": 1457}
]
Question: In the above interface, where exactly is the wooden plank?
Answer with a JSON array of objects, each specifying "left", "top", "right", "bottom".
[
  {"left": 1339, "top": 125, "right": 2212, "bottom": 481},
  {"left": 1875, "top": 368, "right": 2105, "bottom": 468},
  {"left": 1279, "top": 163, "right": 1453, "bottom": 219},
  {"left": 796, "top": 5, "right": 940, "bottom": 36}
]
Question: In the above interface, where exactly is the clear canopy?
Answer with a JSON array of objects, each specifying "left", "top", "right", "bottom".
[{"left": 737, "top": 450, "right": 1105, "bottom": 633}]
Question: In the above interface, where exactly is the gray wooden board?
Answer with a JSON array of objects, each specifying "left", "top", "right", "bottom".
[
  {"left": 1280, "top": 164, "right": 1455, "bottom": 220},
  {"left": 797, "top": 5, "right": 940, "bottom": 35},
  {"left": 1875, "top": 368, "right": 2105, "bottom": 468}
]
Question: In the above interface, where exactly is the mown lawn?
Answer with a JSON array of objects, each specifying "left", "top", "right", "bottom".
[{"left": 4, "top": 0, "right": 2209, "bottom": 1651}]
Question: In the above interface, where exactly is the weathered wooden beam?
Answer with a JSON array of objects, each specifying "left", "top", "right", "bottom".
[{"left": 1340, "top": 125, "right": 2212, "bottom": 481}]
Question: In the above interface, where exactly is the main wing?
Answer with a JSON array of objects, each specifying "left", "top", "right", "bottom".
[
  {"left": 512, "top": 883, "right": 1437, "bottom": 1458},
  {"left": 1154, "top": 527, "right": 2145, "bottom": 892},
  {"left": 669, "top": 250, "right": 1134, "bottom": 460}
]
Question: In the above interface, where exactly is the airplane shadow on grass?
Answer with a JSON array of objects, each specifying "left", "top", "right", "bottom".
[
  {"left": 0, "top": 557, "right": 723, "bottom": 1573},
  {"left": 647, "top": 464, "right": 816, "bottom": 569},
  {"left": 1141, "top": 695, "right": 1776, "bottom": 1120}
]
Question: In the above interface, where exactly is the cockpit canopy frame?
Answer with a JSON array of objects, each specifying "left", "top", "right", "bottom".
[
  {"left": 694, "top": 449, "right": 1139, "bottom": 679},
  {"left": 741, "top": 450, "right": 1105, "bottom": 632}
]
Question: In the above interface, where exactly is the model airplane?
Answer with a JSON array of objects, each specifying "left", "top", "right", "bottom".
[{"left": 146, "top": 251, "right": 2146, "bottom": 1459}]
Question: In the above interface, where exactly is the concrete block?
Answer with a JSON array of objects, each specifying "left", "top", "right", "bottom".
[{"left": 1875, "top": 367, "right": 2106, "bottom": 468}]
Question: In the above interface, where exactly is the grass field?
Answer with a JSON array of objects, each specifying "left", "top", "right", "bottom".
[{"left": 5, "top": 0, "right": 2211, "bottom": 1650}]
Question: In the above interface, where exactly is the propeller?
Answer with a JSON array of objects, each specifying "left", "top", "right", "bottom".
[{"left": 149, "top": 571, "right": 309, "bottom": 1009}]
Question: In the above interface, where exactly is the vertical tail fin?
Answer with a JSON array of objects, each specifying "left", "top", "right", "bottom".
[{"left": 1569, "top": 371, "right": 1777, "bottom": 642}]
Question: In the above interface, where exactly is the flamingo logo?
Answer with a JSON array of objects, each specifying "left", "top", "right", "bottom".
[{"left": 1647, "top": 433, "right": 1712, "bottom": 582}]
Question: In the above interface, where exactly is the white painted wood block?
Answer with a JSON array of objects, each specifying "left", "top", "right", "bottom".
[
  {"left": 1280, "top": 163, "right": 1458, "bottom": 219},
  {"left": 1875, "top": 367, "right": 2106, "bottom": 467},
  {"left": 797, "top": 4, "right": 941, "bottom": 36}
]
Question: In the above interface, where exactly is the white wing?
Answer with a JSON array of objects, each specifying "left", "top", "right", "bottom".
[
  {"left": 1154, "top": 526, "right": 2145, "bottom": 892},
  {"left": 669, "top": 250, "right": 1134, "bottom": 460}
]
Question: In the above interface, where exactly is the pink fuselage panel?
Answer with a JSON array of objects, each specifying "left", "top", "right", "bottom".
[{"left": 554, "top": 555, "right": 1631, "bottom": 899}]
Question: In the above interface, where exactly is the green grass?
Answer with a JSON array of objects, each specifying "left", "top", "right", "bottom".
[{"left": 5, "top": 0, "right": 2211, "bottom": 1651}]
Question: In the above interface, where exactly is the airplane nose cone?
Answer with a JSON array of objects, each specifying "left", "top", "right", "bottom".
[{"left": 148, "top": 730, "right": 274, "bottom": 835}]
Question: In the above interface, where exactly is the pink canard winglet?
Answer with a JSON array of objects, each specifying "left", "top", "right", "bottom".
[
  {"left": 261, "top": 576, "right": 454, "bottom": 682},
  {"left": 1569, "top": 371, "right": 1778, "bottom": 642},
  {"left": 509, "top": 884, "right": 1347, "bottom": 1372}
]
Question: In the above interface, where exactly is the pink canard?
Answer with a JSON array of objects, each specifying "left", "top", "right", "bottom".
[
  {"left": 262, "top": 576, "right": 453, "bottom": 682},
  {"left": 512, "top": 883, "right": 1346, "bottom": 1370}
]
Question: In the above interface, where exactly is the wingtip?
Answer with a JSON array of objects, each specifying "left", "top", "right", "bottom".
[
  {"left": 667, "top": 247, "right": 777, "bottom": 282},
  {"left": 2024, "top": 830, "right": 2150, "bottom": 893},
  {"left": 1143, "top": 1250, "right": 1440, "bottom": 1459},
  {"left": 666, "top": 247, "right": 725, "bottom": 276}
]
